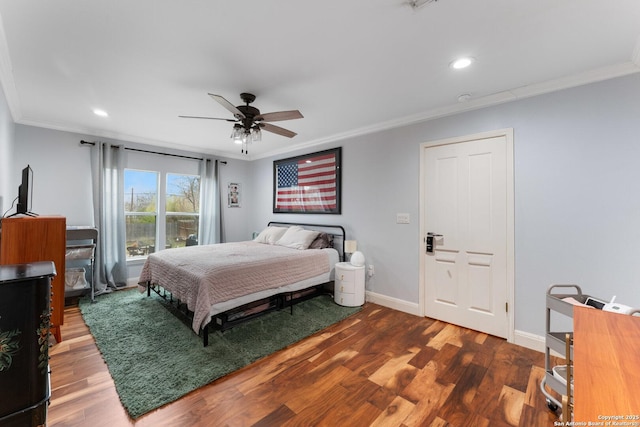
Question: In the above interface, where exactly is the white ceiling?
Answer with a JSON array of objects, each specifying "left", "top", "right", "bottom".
[{"left": 1, "top": 0, "right": 639, "bottom": 160}]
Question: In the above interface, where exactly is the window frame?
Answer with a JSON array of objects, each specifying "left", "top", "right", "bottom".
[
  {"left": 123, "top": 152, "right": 202, "bottom": 263},
  {"left": 124, "top": 168, "right": 159, "bottom": 260},
  {"left": 164, "top": 172, "right": 201, "bottom": 250}
]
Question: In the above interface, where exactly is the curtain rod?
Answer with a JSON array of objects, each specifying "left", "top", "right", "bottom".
[{"left": 80, "top": 140, "right": 205, "bottom": 161}]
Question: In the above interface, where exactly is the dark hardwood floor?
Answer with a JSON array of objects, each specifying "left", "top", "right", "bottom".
[{"left": 47, "top": 300, "right": 562, "bottom": 426}]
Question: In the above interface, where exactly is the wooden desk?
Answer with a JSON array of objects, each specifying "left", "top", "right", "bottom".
[{"left": 573, "top": 306, "right": 640, "bottom": 423}]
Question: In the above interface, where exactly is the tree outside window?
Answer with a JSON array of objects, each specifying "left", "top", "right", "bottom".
[
  {"left": 166, "top": 173, "right": 200, "bottom": 249},
  {"left": 124, "top": 169, "right": 158, "bottom": 257},
  {"left": 124, "top": 170, "right": 201, "bottom": 258}
]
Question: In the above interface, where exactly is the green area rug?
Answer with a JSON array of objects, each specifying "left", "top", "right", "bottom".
[{"left": 79, "top": 289, "right": 360, "bottom": 419}]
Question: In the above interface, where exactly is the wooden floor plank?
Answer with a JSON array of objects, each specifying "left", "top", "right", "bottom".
[
  {"left": 496, "top": 385, "right": 526, "bottom": 426},
  {"left": 47, "top": 301, "right": 561, "bottom": 426},
  {"left": 437, "top": 362, "right": 488, "bottom": 425},
  {"left": 370, "top": 395, "right": 416, "bottom": 427}
]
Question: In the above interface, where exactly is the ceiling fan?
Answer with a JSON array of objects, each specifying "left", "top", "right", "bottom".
[{"left": 180, "top": 92, "right": 303, "bottom": 154}]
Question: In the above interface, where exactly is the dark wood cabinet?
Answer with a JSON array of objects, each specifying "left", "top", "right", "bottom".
[{"left": 0, "top": 261, "right": 55, "bottom": 426}]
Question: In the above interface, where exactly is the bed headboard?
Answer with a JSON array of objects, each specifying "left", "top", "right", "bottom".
[{"left": 267, "top": 222, "right": 346, "bottom": 261}]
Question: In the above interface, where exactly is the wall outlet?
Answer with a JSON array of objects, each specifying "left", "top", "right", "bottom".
[
  {"left": 367, "top": 264, "right": 375, "bottom": 277},
  {"left": 396, "top": 213, "right": 410, "bottom": 224}
]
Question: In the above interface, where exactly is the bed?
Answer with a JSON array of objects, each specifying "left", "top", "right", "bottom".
[{"left": 138, "top": 222, "right": 345, "bottom": 346}]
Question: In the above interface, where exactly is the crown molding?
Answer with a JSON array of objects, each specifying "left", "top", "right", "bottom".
[
  {"left": 15, "top": 115, "right": 244, "bottom": 160},
  {"left": 253, "top": 61, "right": 640, "bottom": 160},
  {"left": 0, "top": 16, "right": 21, "bottom": 121},
  {"left": 632, "top": 35, "right": 640, "bottom": 66},
  {"left": 13, "top": 60, "right": 640, "bottom": 163}
]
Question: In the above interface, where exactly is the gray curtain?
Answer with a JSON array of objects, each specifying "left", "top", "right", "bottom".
[
  {"left": 91, "top": 142, "right": 128, "bottom": 292},
  {"left": 198, "top": 158, "right": 222, "bottom": 245}
]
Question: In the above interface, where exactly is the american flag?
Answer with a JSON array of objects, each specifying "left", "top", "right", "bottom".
[{"left": 275, "top": 151, "right": 338, "bottom": 212}]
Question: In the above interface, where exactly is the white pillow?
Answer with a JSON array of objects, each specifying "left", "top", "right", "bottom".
[
  {"left": 275, "top": 226, "right": 320, "bottom": 250},
  {"left": 253, "top": 226, "right": 288, "bottom": 244}
]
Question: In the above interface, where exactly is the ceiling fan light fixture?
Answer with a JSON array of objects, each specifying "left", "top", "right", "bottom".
[
  {"left": 231, "top": 124, "right": 243, "bottom": 141},
  {"left": 251, "top": 125, "right": 261, "bottom": 142}
]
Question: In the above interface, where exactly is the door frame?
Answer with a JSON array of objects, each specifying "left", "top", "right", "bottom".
[{"left": 419, "top": 128, "right": 515, "bottom": 342}]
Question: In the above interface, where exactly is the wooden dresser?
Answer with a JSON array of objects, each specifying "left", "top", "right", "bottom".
[
  {"left": 0, "top": 215, "right": 66, "bottom": 342},
  {"left": 573, "top": 306, "right": 640, "bottom": 423}
]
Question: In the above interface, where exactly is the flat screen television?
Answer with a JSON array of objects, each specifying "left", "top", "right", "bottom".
[{"left": 15, "top": 165, "right": 36, "bottom": 217}]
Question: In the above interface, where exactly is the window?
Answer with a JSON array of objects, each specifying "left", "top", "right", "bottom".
[
  {"left": 124, "top": 169, "right": 201, "bottom": 259},
  {"left": 166, "top": 173, "right": 200, "bottom": 249},
  {"left": 124, "top": 169, "right": 158, "bottom": 257}
]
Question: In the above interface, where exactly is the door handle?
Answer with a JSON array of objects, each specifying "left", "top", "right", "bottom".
[{"left": 425, "top": 232, "right": 443, "bottom": 253}]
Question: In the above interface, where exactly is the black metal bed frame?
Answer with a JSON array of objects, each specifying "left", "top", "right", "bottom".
[
  {"left": 145, "top": 282, "right": 328, "bottom": 346},
  {"left": 144, "top": 222, "right": 346, "bottom": 347}
]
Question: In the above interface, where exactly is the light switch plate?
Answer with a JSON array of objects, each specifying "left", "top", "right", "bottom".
[{"left": 396, "top": 213, "right": 410, "bottom": 224}]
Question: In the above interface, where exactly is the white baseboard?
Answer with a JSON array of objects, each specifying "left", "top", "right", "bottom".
[
  {"left": 514, "top": 329, "right": 546, "bottom": 353},
  {"left": 365, "top": 291, "right": 421, "bottom": 316},
  {"left": 127, "top": 277, "right": 141, "bottom": 287},
  {"left": 515, "top": 330, "right": 567, "bottom": 357}
]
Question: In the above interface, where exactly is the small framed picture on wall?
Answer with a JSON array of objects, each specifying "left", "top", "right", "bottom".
[{"left": 228, "top": 182, "right": 241, "bottom": 208}]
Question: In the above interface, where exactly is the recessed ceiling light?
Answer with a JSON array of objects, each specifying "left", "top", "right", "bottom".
[
  {"left": 457, "top": 93, "right": 472, "bottom": 102},
  {"left": 93, "top": 109, "right": 109, "bottom": 117},
  {"left": 450, "top": 57, "right": 474, "bottom": 70}
]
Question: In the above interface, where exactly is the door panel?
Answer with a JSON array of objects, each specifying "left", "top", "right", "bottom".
[
  {"left": 468, "top": 253, "right": 493, "bottom": 313},
  {"left": 468, "top": 152, "right": 493, "bottom": 251},
  {"left": 424, "top": 135, "right": 509, "bottom": 338},
  {"left": 434, "top": 155, "right": 459, "bottom": 247},
  {"left": 434, "top": 250, "right": 458, "bottom": 305}
]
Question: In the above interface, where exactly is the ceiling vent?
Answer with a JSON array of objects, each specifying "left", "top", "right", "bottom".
[{"left": 408, "top": 0, "right": 438, "bottom": 10}]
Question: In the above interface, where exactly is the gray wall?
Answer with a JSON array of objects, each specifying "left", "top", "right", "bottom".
[
  {"left": 250, "top": 72, "right": 640, "bottom": 337},
  {"left": 3, "top": 72, "right": 640, "bottom": 339},
  {"left": 13, "top": 125, "right": 94, "bottom": 224},
  {"left": 0, "top": 82, "right": 14, "bottom": 215},
  {"left": 11, "top": 125, "right": 250, "bottom": 237},
  {"left": 217, "top": 158, "right": 253, "bottom": 242}
]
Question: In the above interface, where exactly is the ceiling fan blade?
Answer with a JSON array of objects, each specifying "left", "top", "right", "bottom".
[
  {"left": 260, "top": 123, "right": 297, "bottom": 138},
  {"left": 178, "top": 115, "right": 237, "bottom": 122},
  {"left": 208, "top": 93, "right": 245, "bottom": 119},
  {"left": 256, "top": 110, "right": 303, "bottom": 122}
]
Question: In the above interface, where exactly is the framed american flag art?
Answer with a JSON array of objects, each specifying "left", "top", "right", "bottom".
[{"left": 273, "top": 147, "right": 341, "bottom": 214}]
